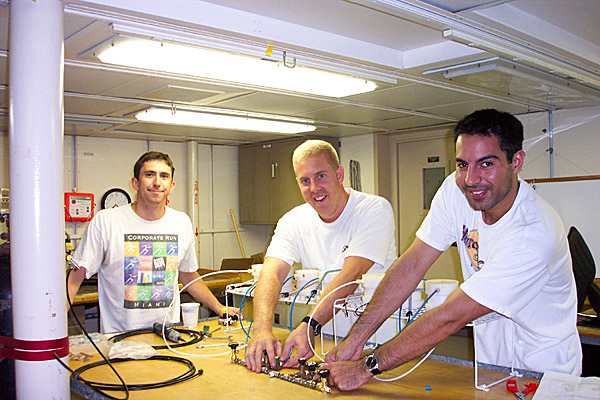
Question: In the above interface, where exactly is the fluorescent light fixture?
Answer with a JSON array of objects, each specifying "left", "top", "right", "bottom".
[
  {"left": 443, "top": 29, "right": 600, "bottom": 89},
  {"left": 423, "top": 57, "right": 600, "bottom": 99},
  {"left": 134, "top": 107, "right": 316, "bottom": 134},
  {"left": 94, "top": 37, "right": 378, "bottom": 98}
]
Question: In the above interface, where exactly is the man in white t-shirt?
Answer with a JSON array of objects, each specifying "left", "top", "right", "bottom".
[
  {"left": 67, "top": 151, "right": 238, "bottom": 333},
  {"left": 325, "top": 109, "right": 582, "bottom": 391},
  {"left": 245, "top": 140, "right": 397, "bottom": 373}
]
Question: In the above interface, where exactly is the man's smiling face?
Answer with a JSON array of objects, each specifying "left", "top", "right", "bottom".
[
  {"left": 294, "top": 154, "right": 348, "bottom": 223},
  {"left": 455, "top": 134, "right": 524, "bottom": 224}
]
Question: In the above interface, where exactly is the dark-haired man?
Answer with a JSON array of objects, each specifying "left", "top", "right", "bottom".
[
  {"left": 68, "top": 151, "right": 237, "bottom": 333},
  {"left": 325, "top": 109, "right": 582, "bottom": 391}
]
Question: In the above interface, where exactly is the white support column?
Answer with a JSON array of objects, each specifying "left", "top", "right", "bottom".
[{"left": 8, "top": 1, "right": 68, "bottom": 398}]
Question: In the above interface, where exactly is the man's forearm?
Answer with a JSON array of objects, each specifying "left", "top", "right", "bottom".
[
  {"left": 345, "top": 250, "right": 430, "bottom": 347},
  {"left": 252, "top": 271, "right": 286, "bottom": 332},
  {"left": 67, "top": 267, "right": 87, "bottom": 306},
  {"left": 374, "top": 290, "right": 487, "bottom": 372}
]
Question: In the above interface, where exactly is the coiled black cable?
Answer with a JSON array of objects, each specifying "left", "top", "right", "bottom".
[
  {"left": 72, "top": 355, "right": 203, "bottom": 391},
  {"left": 109, "top": 328, "right": 205, "bottom": 349}
]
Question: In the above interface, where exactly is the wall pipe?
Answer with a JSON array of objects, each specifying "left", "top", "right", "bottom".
[
  {"left": 187, "top": 140, "right": 199, "bottom": 250},
  {"left": 8, "top": 0, "right": 69, "bottom": 398},
  {"left": 548, "top": 110, "right": 554, "bottom": 178}
]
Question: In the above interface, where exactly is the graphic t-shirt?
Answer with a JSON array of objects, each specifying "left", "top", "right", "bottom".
[{"left": 74, "top": 205, "right": 197, "bottom": 333}]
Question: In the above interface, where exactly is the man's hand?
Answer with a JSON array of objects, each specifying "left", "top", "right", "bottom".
[
  {"left": 223, "top": 306, "right": 240, "bottom": 316},
  {"left": 325, "top": 337, "right": 363, "bottom": 363},
  {"left": 325, "top": 358, "right": 372, "bottom": 391},
  {"left": 245, "top": 329, "right": 282, "bottom": 373},
  {"left": 281, "top": 322, "right": 315, "bottom": 368}
]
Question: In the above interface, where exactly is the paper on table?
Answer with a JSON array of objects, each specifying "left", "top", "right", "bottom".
[{"left": 533, "top": 371, "right": 600, "bottom": 399}]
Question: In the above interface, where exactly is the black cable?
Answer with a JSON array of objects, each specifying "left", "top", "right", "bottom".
[
  {"left": 71, "top": 355, "right": 203, "bottom": 391},
  {"left": 59, "top": 268, "right": 130, "bottom": 400},
  {"left": 108, "top": 328, "right": 205, "bottom": 349}
]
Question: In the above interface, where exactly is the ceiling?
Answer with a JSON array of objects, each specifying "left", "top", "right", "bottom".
[{"left": 1, "top": 0, "right": 599, "bottom": 145}]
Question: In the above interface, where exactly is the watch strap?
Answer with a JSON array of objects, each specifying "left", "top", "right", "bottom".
[{"left": 301, "top": 316, "right": 322, "bottom": 336}]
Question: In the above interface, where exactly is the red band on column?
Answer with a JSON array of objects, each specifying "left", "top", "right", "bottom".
[{"left": 0, "top": 336, "right": 69, "bottom": 361}]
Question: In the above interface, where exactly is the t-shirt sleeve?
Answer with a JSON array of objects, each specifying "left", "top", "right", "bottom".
[
  {"left": 264, "top": 211, "right": 299, "bottom": 267},
  {"left": 460, "top": 226, "right": 551, "bottom": 318},
  {"left": 416, "top": 175, "right": 460, "bottom": 252},
  {"left": 344, "top": 197, "right": 395, "bottom": 266},
  {"left": 72, "top": 214, "right": 105, "bottom": 279}
]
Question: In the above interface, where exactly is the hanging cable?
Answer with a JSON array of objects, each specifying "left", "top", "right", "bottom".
[{"left": 58, "top": 268, "right": 130, "bottom": 400}]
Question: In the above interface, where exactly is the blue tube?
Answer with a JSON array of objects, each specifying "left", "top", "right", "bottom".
[
  {"left": 289, "top": 277, "right": 319, "bottom": 332},
  {"left": 239, "top": 281, "right": 258, "bottom": 339},
  {"left": 403, "top": 289, "right": 438, "bottom": 330}
]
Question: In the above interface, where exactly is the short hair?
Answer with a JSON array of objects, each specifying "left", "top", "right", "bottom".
[
  {"left": 292, "top": 140, "right": 339, "bottom": 173},
  {"left": 133, "top": 151, "right": 175, "bottom": 180},
  {"left": 454, "top": 109, "right": 524, "bottom": 162}
]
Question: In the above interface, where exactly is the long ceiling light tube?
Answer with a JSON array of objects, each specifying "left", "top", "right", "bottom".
[
  {"left": 134, "top": 107, "right": 316, "bottom": 134},
  {"left": 105, "top": 21, "right": 398, "bottom": 86},
  {"left": 84, "top": 27, "right": 385, "bottom": 98}
]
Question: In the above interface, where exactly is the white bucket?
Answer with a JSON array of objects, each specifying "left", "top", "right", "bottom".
[
  {"left": 294, "top": 269, "right": 320, "bottom": 299},
  {"left": 251, "top": 264, "right": 263, "bottom": 282},
  {"left": 361, "top": 273, "right": 385, "bottom": 303},
  {"left": 425, "top": 279, "right": 459, "bottom": 310},
  {"left": 280, "top": 268, "right": 295, "bottom": 294},
  {"left": 402, "top": 280, "right": 426, "bottom": 313}
]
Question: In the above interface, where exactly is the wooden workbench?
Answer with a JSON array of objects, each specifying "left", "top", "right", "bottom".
[{"left": 69, "top": 320, "right": 538, "bottom": 400}]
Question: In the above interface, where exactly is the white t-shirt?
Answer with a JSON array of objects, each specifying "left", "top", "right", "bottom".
[
  {"left": 266, "top": 189, "right": 397, "bottom": 273},
  {"left": 74, "top": 205, "right": 198, "bottom": 333},
  {"left": 417, "top": 173, "right": 582, "bottom": 375}
]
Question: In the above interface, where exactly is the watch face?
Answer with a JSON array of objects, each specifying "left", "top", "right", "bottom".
[
  {"left": 366, "top": 354, "right": 378, "bottom": 369},
  {"left": 365, "top": 354, "right": 379, "bottom": 370},
  {"left": 101, "top": 188, "right": 131, "bottom": 209}
]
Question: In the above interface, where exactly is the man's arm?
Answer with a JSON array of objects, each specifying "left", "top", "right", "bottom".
[
  {"left": 326, "top": 238, "right": 442, "bottom": 363},
  {"left": 67, "top": 267, "right": 87, "bottom": 307},
  {"left": 245, "top": 257, "right": 292, "bottom": 372},
  {"left": 281, "top": 256, "right": 374, "bottom": 367},
  {"left": 179, "top": 271, "right": 239, "bottom": 316},
  {"left": 326, "top": 288, "right": 491, "bottom": 391}
]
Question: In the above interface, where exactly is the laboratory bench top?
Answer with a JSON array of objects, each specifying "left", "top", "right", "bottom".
[{"left": 69, "top": 319, "right": 539, "bottom": 400}]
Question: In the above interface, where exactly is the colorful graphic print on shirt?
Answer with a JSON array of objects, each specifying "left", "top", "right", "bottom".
[
  {"left": 123, "top": 233, "right": 178, "bottom": 309},
  {"left": 461, "top": 225, "right": 483, "bottom": 270}
]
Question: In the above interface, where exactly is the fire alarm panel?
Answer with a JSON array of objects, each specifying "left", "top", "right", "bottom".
[{"left": 64, "top": 192, "right": 94, "bottom": 222}]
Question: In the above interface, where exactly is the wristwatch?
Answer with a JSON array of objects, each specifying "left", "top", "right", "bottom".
[
  {"left": 365, "top": 352, "right": 382, "bottom": 375},
  {"left": 301, "top": 316, "right": 322, "bottom": 336}
]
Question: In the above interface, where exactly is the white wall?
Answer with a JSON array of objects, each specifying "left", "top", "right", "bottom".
[
  {"left": 60, "top": 136, "right": 272, "bottom": 270},
  {"left": 339, "top": 134, "right": 376, "bottom": 194},
  {"left": 519, "top": 106, "right": 600, "bottom": 179}
]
